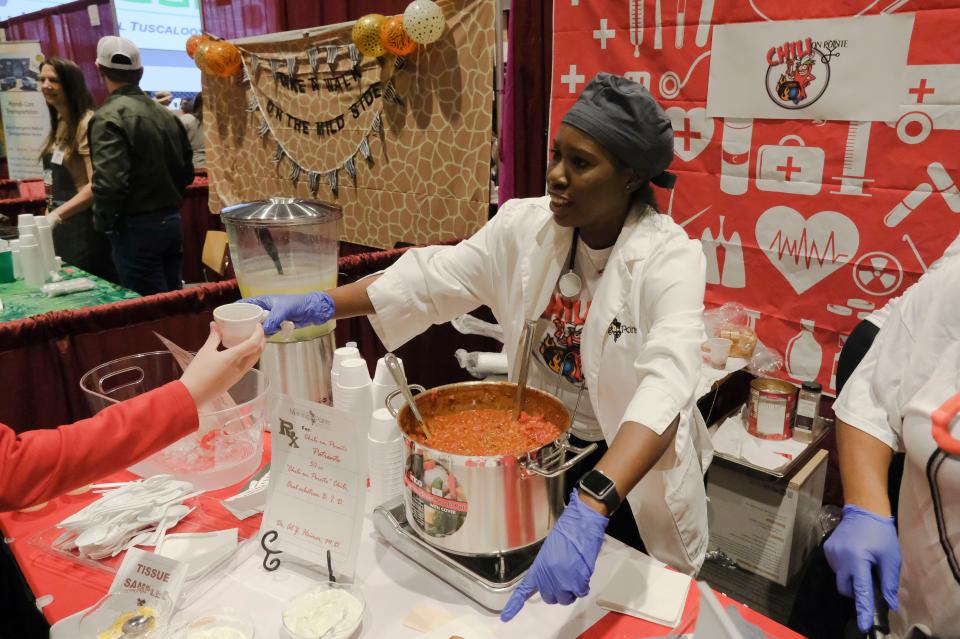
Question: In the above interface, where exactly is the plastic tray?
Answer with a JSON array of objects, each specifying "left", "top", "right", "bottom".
[{"left": 27, "top": 494, "right": 262, "bottom": 576}]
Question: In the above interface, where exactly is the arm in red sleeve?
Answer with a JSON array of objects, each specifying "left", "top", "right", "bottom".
[{"left": 0, "top": 381, "right": 198, "bottom": 512}]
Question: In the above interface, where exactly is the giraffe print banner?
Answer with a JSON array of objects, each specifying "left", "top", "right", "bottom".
[{"left": 203, "top": 0, "right": 494, "bottom": 250}]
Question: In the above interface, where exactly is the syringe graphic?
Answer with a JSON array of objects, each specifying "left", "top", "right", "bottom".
[
  {"left": 831, "top": 121, "right": 873, "bottom": 197},
  {"left": 630, "top": 0, "right": 643, "bottom": 57}
]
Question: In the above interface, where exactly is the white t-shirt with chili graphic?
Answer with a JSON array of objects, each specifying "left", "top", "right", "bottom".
[{"left": 529, "top": 237, "right": 614, "bottom": 441}]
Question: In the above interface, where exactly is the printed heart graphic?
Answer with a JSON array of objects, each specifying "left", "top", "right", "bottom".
[
  {"left": 666, "top": 107, "right": 714, "bottom": 162},
  {"left": 755, "top": 206, "right": 860, "bottom": 294}
]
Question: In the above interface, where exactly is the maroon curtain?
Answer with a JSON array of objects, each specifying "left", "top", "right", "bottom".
[
  {"left": 499, "top": 1, "right": 552, "bottom": 204},
  {"left": 1, "top": 0, "right": 116, "bottom": 104},
  {"left": 200, "top": 0, "right": 409, "bottom": 39}
]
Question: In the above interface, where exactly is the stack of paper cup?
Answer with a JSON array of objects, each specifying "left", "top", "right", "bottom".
[
  {"left": 34, "top": 216, "right": 57, "bottom": 274},
  {"left": 9, "top": 239, "right": 21, "bottom": 279},
  {"left": 367, "top": 408, "right": 404, "bottom": 512},
  {"left": 335, "top": 358, "right": 373, "bottom": 431},
  {"left": 331, "top": 344, "right": 360, "bottom": 406},
  {"left": 370, "top": 356, "right": 403, "bottom": 414},
  {"left": 18, "top": 235, "right": 46, "bottom": 287}
]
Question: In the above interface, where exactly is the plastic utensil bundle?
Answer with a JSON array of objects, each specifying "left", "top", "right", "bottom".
[{"left": 54, "top": 475, "right": 200, "bottom": 560}]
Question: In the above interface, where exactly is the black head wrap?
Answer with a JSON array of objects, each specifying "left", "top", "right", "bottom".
[{"left": 561, "top": 72, "right": 676, "bottom": 189}]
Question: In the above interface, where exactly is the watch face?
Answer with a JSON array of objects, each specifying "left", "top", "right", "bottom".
[{"left": 580, "top": 470, "right": 613, "bottom": 497}]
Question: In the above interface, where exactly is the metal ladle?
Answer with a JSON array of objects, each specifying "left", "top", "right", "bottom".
[
  {"left": 384, "top": 353, "right": 432, "bottom": 439},
  {"left": 511, "top": 319, "right": 539, "bottom": 421}
]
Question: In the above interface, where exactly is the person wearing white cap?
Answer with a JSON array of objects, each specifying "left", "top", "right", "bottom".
[{"left": 89, "top": 35, "right": 194, "bottom": 295}]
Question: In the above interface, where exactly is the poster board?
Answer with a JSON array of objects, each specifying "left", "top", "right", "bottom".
[
  {"left": 204, "top": 0, "right": 494, "bottom": 249},
  {"left": 550, "top": 2, "right": 960, "bottom": 392},
  {"left": 0, "top": 40, "right": 49, "bottom": 180}
]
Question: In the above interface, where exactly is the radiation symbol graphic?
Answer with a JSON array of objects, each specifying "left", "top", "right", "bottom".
[{"left": 853, "top": 251, "right": 903, "bottom": 297}]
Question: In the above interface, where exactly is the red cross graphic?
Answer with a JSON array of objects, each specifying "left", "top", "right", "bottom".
[
  {"left": 909, "top": 78, "right": 935, "bottom": 104},
  {"left": 777, "top": 156, "right": 802, "bottom": 181},
  {"left": 675, "top": 118, "right": 702, "bottom": 152}
]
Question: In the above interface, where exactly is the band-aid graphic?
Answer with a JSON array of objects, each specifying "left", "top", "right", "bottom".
[{"left": 885, "top": 182, "right": 933, "bottom": 227}]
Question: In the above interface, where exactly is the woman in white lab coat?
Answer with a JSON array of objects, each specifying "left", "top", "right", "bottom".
[
  {"left": 826, "top": 257, "right": 960, "bottom": 637},
  {"left": 245, "top": 73, "right": 711, "bottom": 619}
]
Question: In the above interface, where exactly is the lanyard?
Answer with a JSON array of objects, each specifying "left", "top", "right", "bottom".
[{"left": 932, "top": 390, "right": 960, "bottom": 455}]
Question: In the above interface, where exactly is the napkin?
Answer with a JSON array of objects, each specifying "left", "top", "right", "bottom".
[
  {"left": 420, "top": 614, "right": 497, "bottom": 639},
  {"left": 596, "top": 556, "right": 692, "bottom": 628}
]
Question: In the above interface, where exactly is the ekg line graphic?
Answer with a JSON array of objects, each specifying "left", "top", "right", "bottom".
[{"left": 768, "top": 229, "right": 850, "bottom": 268}]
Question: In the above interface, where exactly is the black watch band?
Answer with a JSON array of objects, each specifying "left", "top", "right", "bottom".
[{"left": 577, "top": 469, "right": 622, "bottom": 514}]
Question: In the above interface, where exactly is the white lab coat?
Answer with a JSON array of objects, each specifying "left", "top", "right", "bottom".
[
  {"left": 366, "top": 196, "right": 712, "bottom": 574},
  {"left": 834, "top": 258, "right": 960, "bottom": 638}
]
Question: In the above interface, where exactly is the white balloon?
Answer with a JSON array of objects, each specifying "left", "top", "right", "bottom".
[{"left": 403, "top": 0, "right": 445, "bottom": 45}]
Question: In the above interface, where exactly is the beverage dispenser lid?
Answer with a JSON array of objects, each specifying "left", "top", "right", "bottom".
[{"left": 220, "top": 197, "right": 343, "bottom": 227}]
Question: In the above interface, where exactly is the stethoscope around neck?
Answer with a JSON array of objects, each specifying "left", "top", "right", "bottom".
[{"left": 558, "top": 228, "right": 582, "bottom": 300}]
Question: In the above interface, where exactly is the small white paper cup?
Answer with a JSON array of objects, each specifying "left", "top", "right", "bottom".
[
  {"left": 214, "top": 302, "right": 267, "bottom": 348},
  {"left": 707, "top": 337, "right": 733, "bottom": 369}
]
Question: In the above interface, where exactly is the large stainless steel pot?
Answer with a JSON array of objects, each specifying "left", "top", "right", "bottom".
[{"left": 386, "top": 381, "right": 596, "bottom": 556}]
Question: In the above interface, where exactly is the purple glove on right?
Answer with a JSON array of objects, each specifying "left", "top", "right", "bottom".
[
  {"left": 824, "top": 504, "right": 901, "bottom": 633},
  {"left": 241, "top": 292, "right": 335, "bottom": 336}
]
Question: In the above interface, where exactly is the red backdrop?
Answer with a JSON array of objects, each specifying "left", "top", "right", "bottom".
[{"left": 551, "top": 1, "right": 960, "bottom": 393}]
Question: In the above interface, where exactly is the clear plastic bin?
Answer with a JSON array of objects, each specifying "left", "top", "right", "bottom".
[{"left": 80, "top": 351, "right": 268, "bottom": 491}]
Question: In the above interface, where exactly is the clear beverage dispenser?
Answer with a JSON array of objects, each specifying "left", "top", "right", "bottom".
[{"left": 221, "top": 197, "right": 341, "bottom": 405}]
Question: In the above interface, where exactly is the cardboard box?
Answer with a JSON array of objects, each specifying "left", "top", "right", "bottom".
[{"left": 706, "top": 449, "right": 828, "bottom": 586}]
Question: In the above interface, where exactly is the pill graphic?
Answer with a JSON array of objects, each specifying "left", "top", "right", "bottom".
[
  {"left": 926, "top": 161, "right": 960, "bottom": 213},
  {"left": 885, "top": 182, "right": 933, "bottom": 227}
]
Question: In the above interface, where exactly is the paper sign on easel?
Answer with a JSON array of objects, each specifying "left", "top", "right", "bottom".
[{"left": 261, "top": 395, "right": 367, "bottom": 581}]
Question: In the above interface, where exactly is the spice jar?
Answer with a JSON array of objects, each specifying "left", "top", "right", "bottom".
[{"left": 793, "top": 381, "right": 822, "bottom": 443}]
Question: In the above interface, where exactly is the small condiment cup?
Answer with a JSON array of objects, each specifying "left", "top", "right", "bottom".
[
  {"left": 169, "top": 609, "right": 254, "bottom": 639},
  {"left": 213, "top": 302, "right": 268, "bottom": 348},
  {"left": 282, "top": 581, "right": 365, "bottom": 639},
  {"left": 706, "top": 337, "right": 733, "bottom": 369}
]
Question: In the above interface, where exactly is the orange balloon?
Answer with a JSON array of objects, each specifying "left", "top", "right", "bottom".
[
  {"left": 203, "top": 41, "right": 242, "bottom": 78},
  {"left": 193, "top": 40, "right": 213, "bottom": 73},
  {"left": 380, "top": 15, "right": 417, "bottom": 57},
  {"left": 186, "top": 34, "right": 211, "bottom": 59}
]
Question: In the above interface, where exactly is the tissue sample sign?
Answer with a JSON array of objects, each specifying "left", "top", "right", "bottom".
[
  {"left": 114, "top": 0, "right": 202, "bottom": 93},
  {"left": 0, "top": 41, "right": 49, "bottom": 180},
  {"left": 262, "top": 396, "right": 366, "bottom": 580}
]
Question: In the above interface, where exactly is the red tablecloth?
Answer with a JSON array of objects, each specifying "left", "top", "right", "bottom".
[{"left": 0, "top": 432, "right": 803, "bottom": 638}]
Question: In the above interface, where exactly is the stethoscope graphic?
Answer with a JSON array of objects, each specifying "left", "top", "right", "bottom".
[{"left": 927, "top": 389, "right": 960, "bottom": 585}]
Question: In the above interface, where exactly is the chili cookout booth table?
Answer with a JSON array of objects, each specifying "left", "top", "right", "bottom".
[
  {"left": 0, "top": 437, "right": 803, "bottom": 639},
  {"left": 0, "top": 265, "right": 138, "bottom": 322}
]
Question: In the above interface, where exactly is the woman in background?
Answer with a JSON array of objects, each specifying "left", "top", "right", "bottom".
[{"left": 39, "top": 57, "right": 116, "bottom": 281}]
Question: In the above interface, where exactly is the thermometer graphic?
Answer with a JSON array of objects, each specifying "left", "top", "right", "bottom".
[{"left": 630, "top": 0, "right": 643, "bottom": 57}]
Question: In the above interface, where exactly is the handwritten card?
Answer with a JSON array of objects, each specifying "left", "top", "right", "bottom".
[{"left": 262, "top": 395, "right": 367, "bottom": 580}]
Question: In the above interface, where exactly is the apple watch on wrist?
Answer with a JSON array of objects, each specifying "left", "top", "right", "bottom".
[{"left": 577, "top": 469, "right": 622, "bottom": 514}]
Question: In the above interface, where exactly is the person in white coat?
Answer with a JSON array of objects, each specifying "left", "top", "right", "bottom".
[
  {"left": 244, "top": 73, "right": 711, "bottom": 619},
  {"left": 826, "top": 256, "right": 960, "bottom": 637}
]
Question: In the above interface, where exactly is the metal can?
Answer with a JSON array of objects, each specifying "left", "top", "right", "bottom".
[{"left": 748, "top": 378, "right": 797, "bottom": 440}]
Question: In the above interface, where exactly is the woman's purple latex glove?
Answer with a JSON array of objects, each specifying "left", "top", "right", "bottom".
[
  {"left": 500, "top": 489, "right": 609, "bottom": 622},
  {"left": 241, "top": 292, "right": 336, "bottom": 336},
  {"left": 824, "top": 504, "right": 901, "bottom": 633}
]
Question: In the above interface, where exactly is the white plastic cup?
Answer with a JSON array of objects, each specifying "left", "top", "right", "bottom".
[
  {"left": 18, "top": 235, "right": 46, "bottom": 287},
  {"left": 17, "top": 213, "right": 36, "bottom": 228},
  {"left": 34, "top": 216, "right": 57, "bottom": 274},
  {"left": 213, "top": 302, "right": 268, "bottom": 347},
  {"left": 707, "top": 337, "right": 733, "bottom": 369},
  {"left": 371, "top": 356, "right": 403, "bottom": 414},
  {"left": 369, "top": 408, "right": 400, "bottom": 442},
  {"left": 9, "top": 239, "right": 21, "bottom": 279},
  {"left": 339, "top": 358, "right": 371, "bottom": 388},
  {"left": 331, "top": 345, "right": 360, "bottom": 400}
]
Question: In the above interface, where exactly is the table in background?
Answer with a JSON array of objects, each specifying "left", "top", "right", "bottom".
[{"left": 0, "top": 265, "right": 138, "bottom": 323}]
